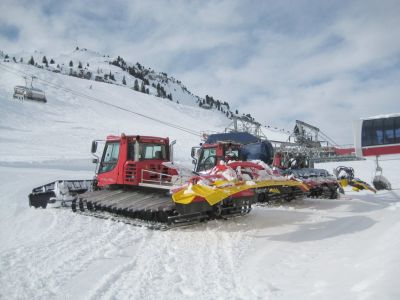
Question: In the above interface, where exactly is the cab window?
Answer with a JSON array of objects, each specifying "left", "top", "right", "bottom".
[
  {"left": 362, "top": 117, "right": 400, "bottom": 146},
  {"left": 223, "top": 146, "right": 239, "bottom": 159},
  {"left": 395, "top": 117, "right": 400, "bottom": 143},
  {"left": 99, "top": 142, "right": 120, "bottom": 173},
  {"left": 140, "top": 144, "right": 167, "bottom": 160}
]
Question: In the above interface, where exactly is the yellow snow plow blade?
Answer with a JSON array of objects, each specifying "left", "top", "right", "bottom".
[
  {"left": 172, "top": 181, "right": 254, "bottom": 206},
  {"left": 339, "top": 179, "right": 376, "bottom": 193},
  {"left": 351, "top": 180, "right": 376, "bottom": 193},
  {"left": 172, "top": 179, "right": 308, "bottom": 206},
  {"left": 340, "top": 179, "right": 348, "bottom": 187}
]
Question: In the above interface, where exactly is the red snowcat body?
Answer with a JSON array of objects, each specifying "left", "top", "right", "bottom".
[{"left": 95, "top": 134, "right": 178, "bottom": 188}]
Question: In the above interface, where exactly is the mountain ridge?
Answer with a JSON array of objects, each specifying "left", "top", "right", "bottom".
[{"left": 0, "top": 47, "right": 253, "bottom": 121}]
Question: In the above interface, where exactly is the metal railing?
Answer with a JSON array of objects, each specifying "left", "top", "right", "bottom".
[{"left": 140, "top": 169, "right": 185, "bottom": 187}]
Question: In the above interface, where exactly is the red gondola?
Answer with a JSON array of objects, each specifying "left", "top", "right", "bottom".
[{"left": 353, "top": 113, "right": 400, "bottom": 190}]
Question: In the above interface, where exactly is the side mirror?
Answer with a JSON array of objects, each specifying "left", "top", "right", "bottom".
[
  {"left": 92, "top": 158, "right": 98, "bottom": 164},
  {"left": 91, "top": 140, "right": 97, "bottom": 153},
  {"left": 169, "top": 140, "right": 176, "bottom": 162},
  {"left": 191, "top": 146, "right": 199, "bottom": 158}
]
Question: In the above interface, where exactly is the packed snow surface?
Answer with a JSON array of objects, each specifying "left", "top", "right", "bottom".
[{"left": 1, "top": 63, "right": 400, "bottom": 299}]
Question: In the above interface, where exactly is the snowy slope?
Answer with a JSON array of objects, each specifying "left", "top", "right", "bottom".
[
  {"left": 0, "top": 55, "right": 290, "bottom": 164},
  {"left": 2, "top": 48, "right": 290, "bottom": 141},
  {"left": 1, "top": 61, "right": 400, "bottom": 300},
  {"left": 0, "top": 62, "right": 230, "bottom": 165}
]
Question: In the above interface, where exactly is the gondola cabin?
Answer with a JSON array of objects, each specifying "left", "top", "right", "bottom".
[
  {"left": 354, "top": 114, "right": 400, "bottom": 159},
  {"left": 353, "top": 114, "right": 400, "bottom": 190}
]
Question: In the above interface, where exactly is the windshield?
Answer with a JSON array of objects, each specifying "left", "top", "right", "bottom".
[{"left": 197, "top": 147, "right": 217, "bottom": 172}]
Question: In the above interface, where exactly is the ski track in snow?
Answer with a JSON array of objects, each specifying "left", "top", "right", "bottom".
[
  {"left": 87, "top": 223, "right": 253, "bottom": 300},
  {"left": 1, "top": 162, "right": 400, "bottom": 300},
  {"left": 1, "top": 163, "right": 400, "bottom": 299},
  {"left": 0, "top": 166, "right": 255, "bottom": 300}
]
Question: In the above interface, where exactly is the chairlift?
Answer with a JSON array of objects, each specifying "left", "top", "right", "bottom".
[{"left": 13, "top": 76, "right": 47, "bottom": 103}]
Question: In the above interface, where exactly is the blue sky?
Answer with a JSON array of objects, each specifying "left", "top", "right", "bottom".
[{"left": 1, "top": 0, "right": 400, "bottom": 144}]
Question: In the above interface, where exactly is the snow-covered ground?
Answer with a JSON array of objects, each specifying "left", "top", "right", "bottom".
[{"left": 1, "top": 63, "right": 400, "bottom": 300}]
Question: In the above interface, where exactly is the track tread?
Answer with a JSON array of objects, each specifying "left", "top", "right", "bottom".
[{"left": 77, "top": 188, "right": 251, "bottom": 227}]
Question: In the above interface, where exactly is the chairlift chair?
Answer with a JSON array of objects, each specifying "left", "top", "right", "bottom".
[{"left": 13, "top": 76, "right": 47, "bottom": 103}]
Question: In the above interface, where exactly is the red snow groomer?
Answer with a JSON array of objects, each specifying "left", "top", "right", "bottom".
[
  {"left": 282, "top": 168, "right": 341, "bottom": 199},
  {"left": 273, "top": 151, "right": 341, "bottom": 199},
  {"left": 28, "top": 134, "right": 254, "bottom": 228},
  {"left": 190, "top": 132, "right": 308, "bottom": 203}
]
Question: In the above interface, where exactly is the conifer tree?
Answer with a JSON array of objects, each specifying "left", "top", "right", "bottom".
[
  {"left": 78, "top": 61, "right": 83, "bottom": 69},
  {"left": 134, "top": 79, "right": 139, "bottom": 91},
  {"left": 122, "top": 76, "right": 126, "bottom": 85},
  {"left": 140, "top": 81, "right": 145, "bottom": 93},
  {"left": 156, "top": 83, "right": 161, "bottom": 96},
  {"left": 28, "top": 56, "right": 35, "bottom": 65},
  {"left": 109, "top": 71, "right": 115, "bottom": 81},
  {"left": 69, "top": 60, "right": 73, "bottom": 67}
]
